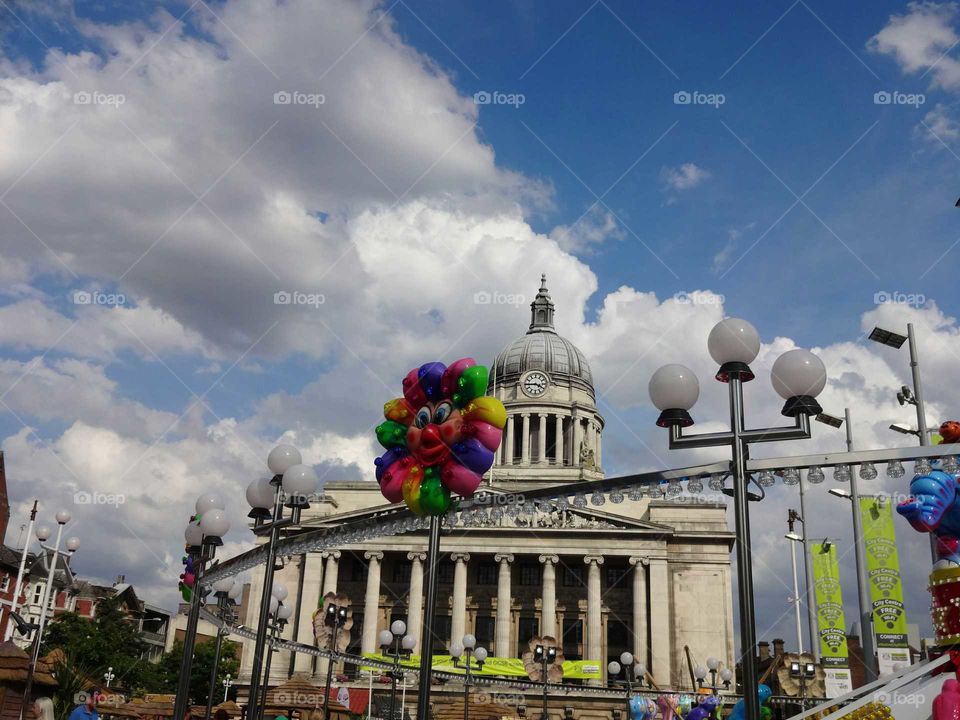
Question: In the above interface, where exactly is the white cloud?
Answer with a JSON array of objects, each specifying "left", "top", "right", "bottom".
[
  {"left": 869, "top": 2, "right": 960, "bottom": 89},
  {"left": 916, "top": 102, "right": 960, "bottom": 148},
  {"left": 660, "top": 162, "right": 710, "bottom": 192},
  {"left": 549, "top": 207, "right": 623, "bottom": 253}
]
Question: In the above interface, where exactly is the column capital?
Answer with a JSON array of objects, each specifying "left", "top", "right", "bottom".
[
  {"left": 407, "top": 552, "right": 427, "bottom": 562},
  {"left": 364, "top": 551, "right": 384, "bottom": 562},
  {"left": 539, "top": 554, "right": 559, "bottom": 565},
  {"left": 584, "top": 555, "right": 605, "bottom": 566},
  {"left": 495, "top": 553, "right": 514, "bottom": 564},
  {"left": 451, "top": 552, "right": 471, "bottom": 563},
  {"left": 629, "top": 556, "right": 650, "bottom": 567},
  {"left": 321, "top": 550, "right": 341, "bottom": 560}
]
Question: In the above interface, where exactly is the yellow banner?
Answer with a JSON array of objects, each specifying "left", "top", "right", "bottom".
[{"left": 359, "top": 653, "right": 601, "bottom": 679}]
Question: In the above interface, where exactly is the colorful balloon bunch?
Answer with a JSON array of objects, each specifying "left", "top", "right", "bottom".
[
  {"left": 179, "top": 554, "right": 197, "bottom": 602},
  {"left": 374, "top": 358, "right": 506, "bottom": 515},
  {"left": 629, "top": 696, "right": 658, "bottom": 720}
]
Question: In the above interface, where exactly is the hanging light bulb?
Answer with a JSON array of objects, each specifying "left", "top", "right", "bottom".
[
  {"left": 942, "top": 456, "right": 960, "bottom": 475},
  {"left": 915, "top": 458, "right": 932, "bottom": 476},
  {"left": 555, "top": 496, "right": 569, "bottom": 512},
  {"left": 757, "top": 470, "right": 776, "bottom": 487},
  {"left": 708, "top": 473, "right": 724, "bottom": 491},
  {"left": 833, "top": 464, "right": 852, "bottom": 482},
  {"left": 590, "top": 490, "right": 605, "bottom": 506},
  {"left": 490, "top": 507, "right": 503, "bottom": 523},
  {"left": 666, "top": 480, "right": 683, "bottom": 497},
  {"left": 859, "top": 462, "right": 878, "bottom": 480},
  {"left": 573, "top": 493, "right": 587, "bottom": 509},
  {"left": 628, "top": 485, "right": 643, "bottom": 501},
  {"left": 886, "top": 460, "right": 905, "bottom": 478},
  {"left": 648, "top": 484, "right": 663, "bottom": 499},
  {"left": 781, "top": 468, "right": 800, "bottom": 486},
  {"left": 687, "top": 477, "right": 704, "bottom": 494},
  {"left": 609, "top": 488, "right": 625, "bottom": 504},
  {"left": 807, "top": 466, "right": 825, "bottom": 484}
]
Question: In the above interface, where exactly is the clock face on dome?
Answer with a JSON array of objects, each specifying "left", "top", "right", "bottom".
[{"left": 521, "top": 371, "right": 549, "bottom": 397}]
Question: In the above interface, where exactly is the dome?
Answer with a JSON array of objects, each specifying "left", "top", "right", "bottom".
[{"left": 490, "top": 275, "right": 595, "bottom": 398}]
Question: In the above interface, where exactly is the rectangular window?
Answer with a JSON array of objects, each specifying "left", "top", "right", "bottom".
[
  {"left": 475, "top": 615, "right": 495, "bottom": 647},
  {"left": 519, "top": 563, "right": 540, "bottom": 586},
  {"left": 437, "top": 562, "right": 455, "bottom": 584},
  {"left": 433, "top": 615, "right": 452, "bottom": 652},
  {"left": 476, "top": 562, "right": 497, "bottom": 586},
  {"left": 393, "top": 561, "right": 412, "bottom": 584},
  {"left": 351, "top": 558, "right": 368, "bottom": 582},
  {"left": 0, "top": 576, "right": 9, "bottom": 592},
  {"left": 517, "top": 616, "right": 539, "bottom": 656},
  {"left": 606, "top": 566, "right": 629, "bottom": 590},
  {"left": 562, "top": 618, "right": 583, "bottom": 660},
  {"left": 32, "top": 584, "right": 42, "bottom": 604},
  {"left": 562, "top": 565, "right": 583, "bottom": 587}
]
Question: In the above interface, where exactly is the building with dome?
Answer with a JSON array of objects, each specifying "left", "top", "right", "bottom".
[{"left": 237, "top": 277, "right": 736, "bottom": 697}]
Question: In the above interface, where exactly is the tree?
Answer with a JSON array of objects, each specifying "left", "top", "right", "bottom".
[{"left": 156, "top": 638, "right": 240, "bottom": 704}]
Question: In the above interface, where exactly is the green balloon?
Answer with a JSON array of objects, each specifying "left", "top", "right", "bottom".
[
  {"left": 376, "top": 420, "right": 408, "bottom": 449},
  {"left": 453, "top": 365, "right": 489, "bottom": 407},
  {"left": 419, "top": 469, "right": 451, "bottom": 515}
]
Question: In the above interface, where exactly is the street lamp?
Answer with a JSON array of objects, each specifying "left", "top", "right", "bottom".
[
  {"left": 868, "top": 324, "right": 929, "bottom": 447},
  {"left": 705, "top": 657, "right": 720, "bottom": 692},
  {"left": 788, "top": 659, "right": 816, "bottom": 701},
  {"left": 379, "top": 620, "right": 414, "bottom": 720},
  {"left": 451, "top": 634, "right": 487, "bottom": 720},
  {"left": 719, "top": 668, "right": 733, "bottom": 690},
  {"left": 173, "top": 495, "right": 231, "bottom": 720},
  {"left": 650, "top": 317, "right": 827, "bottom": 720},
  {"left": 321, "top": 599, "right": 350, "bottom": 720},
  {"left": 785, "top": 516, "right": 805, "bottom": 656},
  {"left": 103, "top": 667, "right": 115, "bottom": 688},
  {"left": 222, "top": 674, "right": 233, "bottom": 702},
  {"left": 6, "top": 500, "right": 38, "bottom": 642},
  {"left": 259, "top": 587, "right": 293, "bottom": 720},
  {"left": 245, "top": 444, "right": 318, "bottom": 720},
  {"left": 693, "top": 664, "right": 707, "bottom": 689},
  {"left": 608, "top": 652, "right": 641, "bottom": 714},
  {"left": 204, "top": 578, "right": 241, "bottom": 720},
  {"left": 533, "top": 643, "right": 557, "bottom": 720}
]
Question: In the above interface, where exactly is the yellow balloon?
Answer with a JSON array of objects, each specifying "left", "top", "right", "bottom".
[{"left": 462, "top": 396, "right": 506, "bottom": 429}]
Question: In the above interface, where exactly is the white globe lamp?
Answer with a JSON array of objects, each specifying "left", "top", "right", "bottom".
[
  {"left": 267, "top": 444, "right": 302, "bottom": 476},
  {"left": 649, "top": 364, "right": 699, "bottom": 427},
  {"left": 771, "top": 349, "right": 827, "bottom": 417}
]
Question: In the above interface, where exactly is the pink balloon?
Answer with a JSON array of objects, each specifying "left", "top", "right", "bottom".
[
  {"left": 440, "top": 461, "right": 483, "bottom": 496},
  {"left": 381, "top": 457, "right": 415, "bottom": 503},
  {"left": 462, "top": 420, "right": 503, "bottom": 451},
  {"left": 440, "top": 358, "right": 476, "bottom": 398}
]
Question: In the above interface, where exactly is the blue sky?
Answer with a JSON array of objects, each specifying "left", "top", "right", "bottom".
[{"left": 2, "top": 0, "right": 960, "bottom": 658}]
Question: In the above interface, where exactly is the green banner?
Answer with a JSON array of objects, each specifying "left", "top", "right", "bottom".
[
  {"left": 860, "top": 496, "right": 909, "bottom": 647},
  {"left": 359, "top": 653, "right": 601, "bottom": 679},
  {"left": 812, "top": 542, "right": 849, "bottom": 667}
]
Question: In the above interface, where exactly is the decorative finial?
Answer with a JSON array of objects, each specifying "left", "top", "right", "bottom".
[
  {"left": 540, "top": 273, "right": 547, "bottom": 292},
  {"left": 528, "top": 273, "right": 555, "bottom": 333}
]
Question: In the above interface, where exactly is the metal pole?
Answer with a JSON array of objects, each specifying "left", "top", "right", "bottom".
[
  {"left": 729, "top": 377, "right": 760, "bottom": 720},
  {"left": 463, "top": 661, "right": 469, "bottom": 720},
  {"left": 322, "top": 616, "right": 338, "bottom": 720},
  {"left": 789, "top": 536, "right": 803, "bottom": 654},
  {"left": 541, "top": 656, "right": 548, "bottom": 720},
  {"left": 259, "top": 627, "right": 277, "bottom": 720},
  {"left": 247, "top": 482, "right": 283, "bottom": 718},
  {"left": 224, "top": 675, "right": 232, "bottom": 702},
  {"left": 367, "top": 671, "right": 374, "bottom": 720},
  {"left": 401, "top": 674, "right": 407, "bottom": 720},
  {"left": 174, "top": 545, "right": 209, "bottom": 720},
  {"left": 205, "top": 597, "right": 227, "bottom": 720},
  {"left": 907, "top": 325, "right": 929, "bottom": 446},
  {"left": 798, "top": 477, "right": 818, "bottom": 658},
  {"left": 390, "top": 645, "right": 399, "bottom": 720},
  {"left": 415, "top": 516, "right": 442, "bottom": 720},
  {"left": 31, "top": 523, "right": 64, "bottom": 664},
  {"left": 6, "top": 501, "right": 37, "bottom": 641},
  {"left": 844, "top": 408, "right": 878, "bottom": 682}
]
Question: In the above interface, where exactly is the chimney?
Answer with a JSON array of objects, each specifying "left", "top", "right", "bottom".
[
  {"left": 115, "top": 574, "right": 125, "bottom": 585},
  {"left": 758, "top": 641, "right": 770, "bottom": 661},
  {"left": 772, "top": 638, "right": 785, "bottom": 656}
]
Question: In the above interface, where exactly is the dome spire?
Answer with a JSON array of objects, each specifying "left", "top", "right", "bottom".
[{"left": 527, "top": 273, "right": 555, "bottom": 333}]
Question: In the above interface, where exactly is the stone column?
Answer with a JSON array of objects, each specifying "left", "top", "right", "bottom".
[
  {"left": 361, "top": 551, "right": 384, "bottom": 655},
  {"left": 573, "top": 414, "right": 583, "bottom": 461},
  {"left": 495, "top": 553, "right": 513, "bottom": 657},
  {"left": 294, "top": 553, "right": 324, "bottom": 673},
  {"left": 629, "top": 557, "right": 649, "bottom": 669},
  {"left": 584, "top": 555, "right": 604, "bottom": 686},
  {"left": 450, "top": 553, "right": 470, "bottom": 645},
  {"left": 505, "top": 415, "right": 514, "bottom": 465},
  {"left": 521, "top": 415, "right": 530, "bottom": 465},
  {"left": 595, "top": 422, "right": 602, "bottom": 468},
  {"left": 317, "top": 550, "right": 340, "bottom": 677},
  {"left": 537, "top": 413, "right": 547, "bottom": 464},
  {"left": 407, "top": 552, "right": 426, "bottom": 654},
  {"left": 238, "top": 550, "right": 265, "bottom": 682},
  {"left": 539, "top": 555, "right": 558, "bottom": 638},
  {"left": 554, "top": 414, "right": 564, "bottom": 466},
  {"left": 648, "top": 558, "right": 672, "bottom": 686}
]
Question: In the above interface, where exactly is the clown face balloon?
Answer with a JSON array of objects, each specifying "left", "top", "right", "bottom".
[{"left": 374, "top": 358, "right": 506, "bottom": 515}]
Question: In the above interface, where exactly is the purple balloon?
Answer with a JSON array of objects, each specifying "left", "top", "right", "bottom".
[
  {"left": 450, "top": 438, "right": 495, "bottom": 475},
  {"left": 418, "top": 362, "right": 446, "bottom": 401},
  {"left": 375, "top": 448, "right": 410, "bottom": 482}
]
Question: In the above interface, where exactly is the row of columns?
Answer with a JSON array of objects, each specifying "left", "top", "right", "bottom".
[
  {"left": 279, "top": 550, "right": 673, "bottom": 686},
  {"left": 498, "top": 413, "right": 602, "bottom": 467}
]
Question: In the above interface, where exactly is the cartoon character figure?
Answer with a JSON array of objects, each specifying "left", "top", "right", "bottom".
[
  {"left": 941, "top": 420, "right": 960, "bottom": 445},
  {"left": 374, "top": 359, "right": 506, "bottom": 515},
  {"left": 630, "top": 696, "right": 657, "bottom": 720},
  {"left": 897, "top": 470, "right": 960, "bottom": 565},
  {"left": 657, "top": 695, "right": 680, "bottom": 720},
  {"left": 685, "top": 696, "right": 718, "bottom": 720}
]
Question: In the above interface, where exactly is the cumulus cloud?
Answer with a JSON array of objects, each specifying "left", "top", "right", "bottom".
[
  {"left": 869, "top": 2, "right": 960, "bottom": 89},
  {"left": 660, "top": 162, "right": 710, "bottom": 192}
]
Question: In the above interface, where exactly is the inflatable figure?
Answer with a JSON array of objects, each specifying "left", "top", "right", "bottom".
[
  {"left": 374, "top": 359, "right": 506, "bottom": 515},
  {"left": 657, "top": 695, "right": 680, "bottom": 720},
  {"left": 727, "top": 684, "right": 772, "bottom": 720},
  {"left": 934, "top": 679, "right": 960, "bottom": 720},
  {"left": 897, "top": 470, "right": 960, "bottom": 564},
  {"left": 685, "top": 696, "right": 718, "bottom": 720},
  {"left": 629, "top": 696, "right": 656, "bottom": 720}
]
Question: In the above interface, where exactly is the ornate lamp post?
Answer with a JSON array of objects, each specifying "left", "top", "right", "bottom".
[
  {"left": 694, "top": 657, "right": 722, "bottom": 693},
  {"left": 450, "top": 634, "right": 487, "bottom": 720},
  {"left": 321, "top": 599, "right": 350, "bottom": 720},
  {"left": 258, "top": 589, "right": 293, "bottom": 720},
  {"left": 650, "top": 317, "right": 827, "bottom": 720},
  {"left": 222, "top": 675, "right": 234, "bottom": 702},
  {"left": 379, "top": 620, "right": 414, "bottom": 720},
  {"left": 173, "top": 496, "right": 231, "bottom": 720},
  {"left": 6, "top": 500, "right": 38, "bottom": 642},
  {"left": 204, "top": 578, "right": 242, "bottom": 720},
  {"left": 245, "top": 444, "right": 317, "bottom": 720},
  {"left": 104, "top": 667, "right": 116, "bottom": 688},
  {"left": 533, "top": 643, "right": 557, "bottom": 720},
  {"left": 607, "top": 651, "right": 640, "bottom": 714}
]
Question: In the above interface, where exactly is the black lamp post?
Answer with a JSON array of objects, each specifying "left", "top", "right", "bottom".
[
  {"left": 450, "top": 634, "right": 487, "bottom": 720},
  {"left": 607, "top": 652, "right": 641, "bottom": 716},
  {"left": 204, "top": 580, "right": 242, "bottom": 720},
  {"left": 533, "top": 644, "right": 557, "bottom": 720},
  {"left": 321, "top": 600, "right": 350, "bottom": 720},
  {"left": 258, "top": 597, "right": 293, "bottom": 720},
  {"left": 379, "top": 621, "right": 414, "bottom": 720}
]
